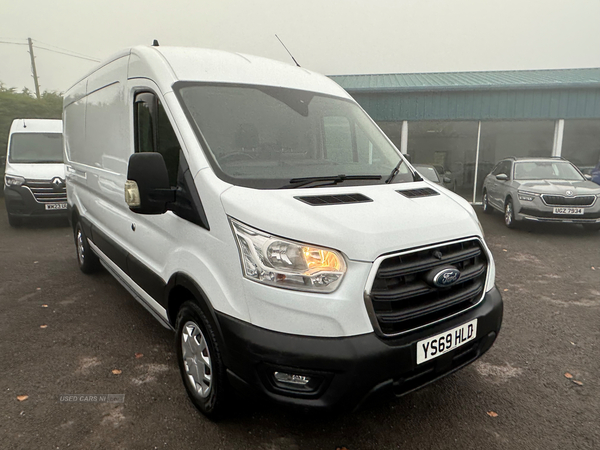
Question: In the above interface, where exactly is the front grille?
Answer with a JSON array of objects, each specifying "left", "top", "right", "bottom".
[
  {"left": 367, "top": 239, "right": 487, "bottom": 336},
  {"left": 541, "top": 195, "right": 596, "bottom": 207},
  {"left": 25, "top": 179, "right": 67, "bottom": 203}
]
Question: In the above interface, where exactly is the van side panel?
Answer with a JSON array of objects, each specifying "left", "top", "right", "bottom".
[
  {"left": 63, "top": 80, "right": 87, "bottom": 164},
  {"left": 66, "top": 57, "right": 138, "bottom": 284}
]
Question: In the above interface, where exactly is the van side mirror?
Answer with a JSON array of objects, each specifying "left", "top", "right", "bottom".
[
  {"left": 495, "top": 173, "right": 508, "bottom": 181},
  {"left": 125, "top": 153, "right": 176, "bottom": 214},
  {"left": 584, "top": 174, "right": 592, "bottom": 181},
  {"left": 443, "top": 176, "right": 452, "bottom": 184}
]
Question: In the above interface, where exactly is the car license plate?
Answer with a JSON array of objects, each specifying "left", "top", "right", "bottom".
[
  {"left": 553, "top": 207, "right": 583, "bottom": 215},
  {"left": 45, "top": 203, "right": 67, "bottom": 210},
  {"left": 416, "top": 319, "right": 477, "bottom": 365}
]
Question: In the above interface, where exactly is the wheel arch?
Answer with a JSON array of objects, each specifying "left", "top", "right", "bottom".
[
  {"left": 69, "top": 204, "right": 80, "bottom": 232},
  {"left": 165, "top": 273, "right": 229, "bottom": 363}
]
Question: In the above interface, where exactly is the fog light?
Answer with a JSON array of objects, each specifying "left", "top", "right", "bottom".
[{"left": 273, "top": 371, "right": 311, "bottom": 386}]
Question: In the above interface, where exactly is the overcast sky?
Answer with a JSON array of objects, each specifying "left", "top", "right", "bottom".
[{"left": 1, "top": 0, "right": 600, "bottom": 93}]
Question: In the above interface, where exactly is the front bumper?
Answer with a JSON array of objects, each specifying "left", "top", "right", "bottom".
[
  {"left": 217, "top": 286, "right": 503, "bottom": 411},
  {"left": 4, "top": 185, "right": 68, "bottom": 218},
  {"left": 515, "top": 198, "right": 600, "bottom": 223}
]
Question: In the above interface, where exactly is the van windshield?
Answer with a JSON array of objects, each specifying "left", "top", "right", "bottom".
[
  {"left": 9, "top": 133, "right": 63, "bottom": 164},
  {"left": 176, "top": 83, "right": 412, "bottom": 189}
]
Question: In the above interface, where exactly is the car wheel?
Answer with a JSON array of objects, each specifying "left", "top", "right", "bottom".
[
  {"left": 7, "top": 214, "right": 22, "bottom": 227},
  {"left": 504, "top": 199, "right": 516, "bottom": 228},
  {"left": 74, "top": 221, "right": 101, "bottom": 273},
  {"left": 582, "top": 223, "right": 600, "bottom": 232},
  {"left": 482, "top": 190, "right": 493, "bottom": 214},
  {"left": 176, "top": 301, "right": 229, "bottom": 420}
]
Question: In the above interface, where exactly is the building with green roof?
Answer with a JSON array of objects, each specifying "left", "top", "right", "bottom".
[{"left": 330, "top": 68, "right": 600, "bottom": 202}]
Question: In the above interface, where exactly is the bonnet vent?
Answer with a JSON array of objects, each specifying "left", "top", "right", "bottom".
[
  {"left": 295, "top": 193, "right": 373, "bottom": 206},
  {"left": 397, "top": 188, "right": 440, "bottom": 198}
]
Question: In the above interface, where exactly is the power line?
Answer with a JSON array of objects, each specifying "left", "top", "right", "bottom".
[
  {"left": 32, "top": 45, "right": 101, "bottom": 62},
  {"left": 0, "top": 40, "right": 27, "bottom": 46},
  {"left": 0, "top": 38, "right": 100, "bottom": 62},
  {"left": 32, "top": 39, "right": 100, "bottom": 61}
]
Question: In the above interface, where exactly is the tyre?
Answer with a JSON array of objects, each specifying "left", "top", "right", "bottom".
[
  {"left": 7, "top": 214, "right": 22, "bottom": 227},
  {"left": 504, "top": 199, "right": 516, "bottom": 228},
  {"left": 582, "top": 223, "right": 600, "bottom": 232},
  {"left": 176, "top": 301, "right": 229, "bottom": 420},
  {"left": 74, "top": 221, "right": 101, "bottom": 273},
  {"left": 482, "top": 190, "right": 493, "bottom": 214}
]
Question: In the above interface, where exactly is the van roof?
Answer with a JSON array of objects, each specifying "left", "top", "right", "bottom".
[
  {"left": 10, "top": 119, "right": 62, "bottom": 134},
  {"left": 68, "top": 46, "right": 350, "bottom": 98}
]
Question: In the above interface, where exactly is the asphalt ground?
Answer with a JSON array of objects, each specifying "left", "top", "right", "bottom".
[{"left": 1, "top": 197, "right": 599, "bottom": 450}]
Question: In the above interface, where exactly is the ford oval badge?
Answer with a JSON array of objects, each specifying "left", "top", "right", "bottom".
[{"left": 433, "top": 268, "right": 461, "bottom": 287}]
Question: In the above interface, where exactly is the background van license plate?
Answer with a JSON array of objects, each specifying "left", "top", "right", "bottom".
[
  {"left": 553, "top": 207, "right": 583, "bottom": 215},
  {"left": 416, "top": 319, "right": 477, "bottom": 365},
  {"left": 45, "top": 203, "right": 67, "bottom": 210}
]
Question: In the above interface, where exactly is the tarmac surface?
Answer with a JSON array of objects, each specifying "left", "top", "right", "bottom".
[{"left": 1, "top": 196, "right": 599, "bottom": 450}]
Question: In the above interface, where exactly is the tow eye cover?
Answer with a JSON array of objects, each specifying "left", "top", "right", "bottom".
[{"left": 426, "top": 266, "right": 461, "bottom": 288}]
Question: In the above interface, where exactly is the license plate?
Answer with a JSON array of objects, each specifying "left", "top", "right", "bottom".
[
  {"left": 553, "top": 207, "right": 583, "bottom": 215},
  {"left": 45, "top": 203, "right": 67, "bottom": 210},
  {"left": 416, "top": 319, "right": 477, "bottom": 365}
]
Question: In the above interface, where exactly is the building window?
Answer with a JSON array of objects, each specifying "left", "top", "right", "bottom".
[
  {"left": 407, "top": 121, "right": 479, "bottom": 199},
  {"left": 561, "top": 120, "right": 600, "bottom": 173},
  {"left": 478, "top": 120, "right": 554, "bottom": 198}
]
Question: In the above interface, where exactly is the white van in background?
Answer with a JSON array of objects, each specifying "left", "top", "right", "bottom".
[
  {"left": 4, "top": 119, "right": 66, "bottom": 227},
  {"left": 64, "top": 46, "right": 503, "bottom": 419}
]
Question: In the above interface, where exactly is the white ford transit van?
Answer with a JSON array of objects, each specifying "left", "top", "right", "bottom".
[
  {"left": 64, "top": 46, "right": 502, "bottom": 418},
  {"left": 4, "top": 119, "right": 66, "bottom": 227}
]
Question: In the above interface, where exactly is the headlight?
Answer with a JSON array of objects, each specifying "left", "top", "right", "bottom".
[
  {"left": 229, "top": 218, "right": 347, "bottom": 293},
  {"left": 4, "top": 174, "right": 25, "bottom": 186},
  {"left": 518, "top": 191, "right": 539, "bottom": 201}
]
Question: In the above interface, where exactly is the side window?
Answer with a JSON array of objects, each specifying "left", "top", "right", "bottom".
[
  {"left": 134, "top": 92, "right": 180, "bottom": 186},
  {"left": 491, "top": 161, "right": 505, "bottom": 176},
  {"left": 492, "top": 161, "right": 511, "bottom": 177}
]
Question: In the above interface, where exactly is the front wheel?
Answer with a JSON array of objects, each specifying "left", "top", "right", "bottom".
[
  {"left": 582, "top": 223, "right": 600, "bottom": 232},
  {"left": 74, "top": 221, "right": 101, "bottom": 273},
  {"left": 482, "top": 190, "right": 493, "bottom": 214},
  {"left": 176, "top": 301, "right": 229, "bottom": 420},
  {"left": 504, "top": 199, "right": 516, "bottom": 228}
]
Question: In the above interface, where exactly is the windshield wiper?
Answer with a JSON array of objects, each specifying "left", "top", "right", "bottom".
[
  {"left": 385, "top": 157, "right": 422, "bottom": 183},
  {"left": 280, "top": 174, "right": 382, "bottom": 189}
]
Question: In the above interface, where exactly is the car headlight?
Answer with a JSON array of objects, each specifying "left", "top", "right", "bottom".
[
  {"left": 518, "top": 191, "right": 539, "bottom": 201},
  {"left": 4, "top": 174, "right": 25, "bottom": 186},
  {"left": 229, "top": 218, "right": 347, "bottom": 293}
]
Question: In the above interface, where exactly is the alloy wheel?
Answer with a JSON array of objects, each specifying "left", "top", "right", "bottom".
[{"left": 505, "top": 202, "right": 513, "bottom": 226}]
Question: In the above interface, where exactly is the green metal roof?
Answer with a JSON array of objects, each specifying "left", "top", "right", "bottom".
[{"left": 329, "top": 68, "right": 600, "bottom": 93}]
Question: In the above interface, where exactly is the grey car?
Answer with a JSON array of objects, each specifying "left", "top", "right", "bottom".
[{"left": 481, "top": 157, "right": 600, "bottom": 231}]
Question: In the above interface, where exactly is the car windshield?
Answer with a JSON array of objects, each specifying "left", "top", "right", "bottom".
[
  {"left": 9, "top": 132, "right": 63, "bottom": 164},
  {"left": 414, "top": 166, "right": 440, "bottom": 182},
  {"left": 514, "top": 161, "right": 585, "bottom": 181},
  {"left": 176, "top": 83, "right": 413, "bottom": 189}
]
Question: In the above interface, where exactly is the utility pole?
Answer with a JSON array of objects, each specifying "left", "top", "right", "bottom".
[{"left": 27, "top": 37, "right": 41, "bottom": 99}]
